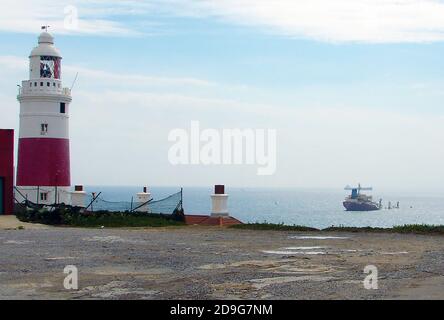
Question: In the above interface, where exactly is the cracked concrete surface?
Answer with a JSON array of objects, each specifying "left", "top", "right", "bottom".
[{"left": 0, "top": 223, "right": 444, "bottom": 299}]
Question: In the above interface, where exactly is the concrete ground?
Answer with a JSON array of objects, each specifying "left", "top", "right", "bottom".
[
  {"left": 0, "top": 215, "right": 49, "bottom": 230},
  {"left": 0, "top": 219, "right": 444, "bottom": 299}
]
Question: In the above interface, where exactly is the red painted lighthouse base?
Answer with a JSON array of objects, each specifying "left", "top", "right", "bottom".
[{"left": 17, "top": 138, "right": 70, "bottom": 186}]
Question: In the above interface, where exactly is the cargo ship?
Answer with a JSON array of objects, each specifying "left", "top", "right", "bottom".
[{"left": 343, "top": 184, "right": 381, "bottom": 211}]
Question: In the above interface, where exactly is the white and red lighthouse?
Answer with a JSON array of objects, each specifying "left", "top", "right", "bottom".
[{"left": 16, "top": 29, "right": 72, "bottom": 205}]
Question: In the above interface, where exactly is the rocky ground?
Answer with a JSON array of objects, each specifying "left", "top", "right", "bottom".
[{"left": 1, "top": 218, "right": 444, "bottom": 299}]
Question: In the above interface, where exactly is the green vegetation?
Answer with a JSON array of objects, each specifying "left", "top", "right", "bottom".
[
  {"left": 15, "top": 209, "right": 444, "bottom": 234},
  {"left": 230, "top": 222, "right": 318, "bottom": 232},
  {"left": 392, "top": 224, "right": 444, "bottom": 235},
  {"left": 230, "top": 222, "right": 444, "bottom": 235},
  {"left": 322, "top": 226, "right": 387, "bottom": 233},
  {"left": 16, "top": 207, "right": 185, "bottom": 228},
  {"left": 63, "top": 213, "right": 185, "bottom": 228}
]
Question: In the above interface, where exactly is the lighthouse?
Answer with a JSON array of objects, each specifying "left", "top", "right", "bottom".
[{"left": 16, "top": 29, "right": 72, "bottom": 205}]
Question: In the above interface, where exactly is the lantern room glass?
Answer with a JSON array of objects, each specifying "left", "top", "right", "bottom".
[{"left": 40, "top": 56, "right": 61, "bottom": 79}]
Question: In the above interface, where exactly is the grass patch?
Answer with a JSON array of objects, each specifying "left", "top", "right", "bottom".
[
  {"left": 392, "top": 224, "right": 444, "bottom": 235},
  {"left": 230, "top": 222, "right": 444, "bottom": 235},
  {"left": 66, "top": 214, "right": 185, "bottom": 228},
  {"left": 323, "top": 226, "right": 388, "bottom": 233}
]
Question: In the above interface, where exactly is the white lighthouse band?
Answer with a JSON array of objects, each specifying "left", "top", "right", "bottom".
[{"left": 15, "top": 30, "right": 73, "bottom": 205}]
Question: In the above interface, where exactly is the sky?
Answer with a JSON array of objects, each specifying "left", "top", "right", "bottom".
[{"left": 1, "top": 0, "right": 444, "bottom": 190}]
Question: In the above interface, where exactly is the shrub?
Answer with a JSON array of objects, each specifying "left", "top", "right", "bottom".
[
  {"left": 16, "top": 207, "right": 185, "bottom": 228},
  {"left": 230, "top": 222, "right": 319, "bottom": 232}
]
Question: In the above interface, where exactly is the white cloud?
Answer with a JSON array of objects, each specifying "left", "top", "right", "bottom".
[
  {"left": 168, "top": 0, "right": 444, "bottom": 43},
  {"left": 0, "top": 0, "right": 137, "bottom": 36},
  {"left": 2, "top": 0, "right": 444, "bottom": 42}
]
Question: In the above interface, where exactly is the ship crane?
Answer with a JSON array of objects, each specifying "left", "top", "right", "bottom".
[{"left": 344, "top": 184, "right": 372, "bottom": 195}]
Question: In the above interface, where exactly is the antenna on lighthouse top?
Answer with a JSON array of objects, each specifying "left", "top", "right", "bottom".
[
  {"left": 41, "top": 25, "right": 50, "bottom": 32},
  {"left": 70, "top": 72, "right": 79, "bottom": 91}
]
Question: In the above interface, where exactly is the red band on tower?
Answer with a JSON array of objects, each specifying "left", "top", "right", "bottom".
[{"left": 17, "top": 138, "right": 70, "bottom": 186}]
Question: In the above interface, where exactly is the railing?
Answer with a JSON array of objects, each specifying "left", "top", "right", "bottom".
[{"left": 18, "top": 80, "right": 71, "bottom": 97}]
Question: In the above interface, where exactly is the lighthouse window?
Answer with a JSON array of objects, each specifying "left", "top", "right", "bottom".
[
  {"left": 40, "top": 82, "right": 43, "bottom": 87},
  {"left": 60, "top": 103, "right": 66, "bottom": 114},
  {"left": 34, "top": 82, "right": 37, "bottom": 87},
  {"left": 47, "top": 82, "right": 50, "bottom": 87},
  {"left": 40, "top": 123, "right": 48, "bottom": 135},
  {"left": 40, "top": 56, "right": 61, "bottom": 79},
  {"left": 40, "top": 192, "right": 48, "bottom": 202}
]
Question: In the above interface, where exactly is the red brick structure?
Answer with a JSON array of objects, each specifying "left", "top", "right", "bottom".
[
  {"left": 0, "top": 129, "right": 14, "bottom": 215},
  {"left": 184, "top": 214, "right": 243, "bottom": 226}
]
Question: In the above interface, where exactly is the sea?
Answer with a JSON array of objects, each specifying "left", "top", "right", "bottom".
[{"left": 84, "top": 186, "right": 444, "bottom": 229}]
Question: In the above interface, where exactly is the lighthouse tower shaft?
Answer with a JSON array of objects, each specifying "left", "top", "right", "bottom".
[{"left": 16, "top": 31, "right": 72, "bottom": 205}]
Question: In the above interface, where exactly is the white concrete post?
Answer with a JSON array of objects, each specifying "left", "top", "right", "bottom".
[
  {"left": 211, "top": 185, "right": 229, "bottom": 217},
  {"left": 71, "top": 185, "right": 86, "bottom": 208},
  {"left": 135, "top": 187, "right": 151, "bottom": 213}
]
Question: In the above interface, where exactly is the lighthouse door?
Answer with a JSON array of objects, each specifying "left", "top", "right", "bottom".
[{"left": 0, "top": 177, "right": 4, "bottom": 215}]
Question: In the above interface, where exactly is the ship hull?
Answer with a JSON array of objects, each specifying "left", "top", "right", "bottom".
[{"left": 343, "top": 201, "right": 380, "bottom": 211}]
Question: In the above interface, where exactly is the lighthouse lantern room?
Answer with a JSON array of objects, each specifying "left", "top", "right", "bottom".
[{"left": 16, "top": 28, "right": 72, "bottom": 205}]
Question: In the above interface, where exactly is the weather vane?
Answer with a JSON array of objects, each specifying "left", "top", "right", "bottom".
[{"left": 41, "top": 25, "right": 50, "bottom": 32}]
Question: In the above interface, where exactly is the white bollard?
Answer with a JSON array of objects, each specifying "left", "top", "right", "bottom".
[
  {"left": 71, "top": 185, "right": 87, "bottom": 208},
  {"left": 211, "top": 185, "right": 229, "bottom": 217},
  {"left": 135, "top": 187, "right": 151, "bottom": 213}
]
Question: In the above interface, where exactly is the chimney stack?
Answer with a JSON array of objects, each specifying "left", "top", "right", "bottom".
[{"left": 211, "top": 184, "right": 229, "bottom": 217}]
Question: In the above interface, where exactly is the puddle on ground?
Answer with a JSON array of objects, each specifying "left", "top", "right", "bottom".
[
  {"left": 6, "top": 280, "right": 54, "bottom": 289},
  {"left": 265, "top": 264, "right": 334, "bottom": 274},
  {"left": 380, "top": 251, "right": 409, "bottom": 255},
  {"left": 82, "top": 236, "right": 146, "bottom": 245},
  {"left": 262, "top": 250, "right": 327, "bottom": 255},
  {"left": 284, "top": 246, "right": 327, "bottom": 250},
  {"left": 3, "top": 240, "right": 34, "bottom": 245},
  {"left": 199, "top": 259, "right": 292, "bottom": 270},
  {"left": 289, "top": 236, "right": 350, "bottom": 240},
  {"left": 249, "top": 276, "right": 336, "bottom": 289},
  {"left": 230, "top": 259, "right": 294, "bottom": 268},
  {"left": 197, "top": 264, "right": 226, "bottom": 270}
]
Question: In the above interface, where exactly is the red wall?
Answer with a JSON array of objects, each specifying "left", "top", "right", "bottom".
[{"left": 0, "top": 129, "right": 14, "bottom": 215}]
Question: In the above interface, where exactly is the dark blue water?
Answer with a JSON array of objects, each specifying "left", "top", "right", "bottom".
[{"left": 84, "top": 186, "right": 444, "bottom": 229}]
